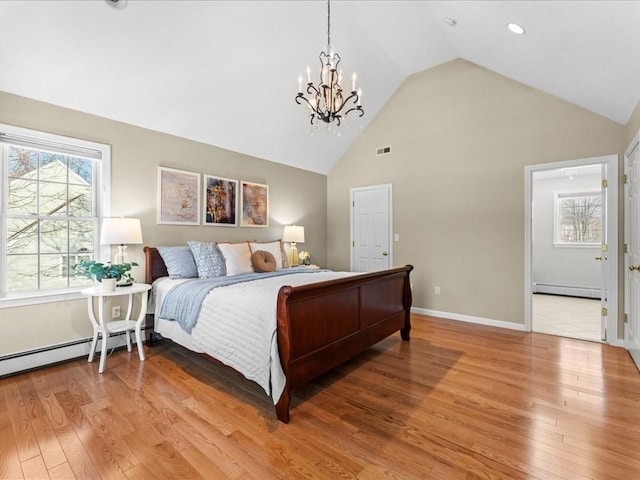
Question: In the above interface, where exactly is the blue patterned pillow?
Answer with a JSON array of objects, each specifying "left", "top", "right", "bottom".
[
  {"left": 157, "top": 246, "right": 198, "bottom": 279},
  {"left": 188, "top": 241, "right": 226, "bottom": 278}
]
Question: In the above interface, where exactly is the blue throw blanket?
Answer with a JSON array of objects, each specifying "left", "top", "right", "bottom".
[{"left": 159, "top": 269, "right": 326, "bottom": 333}]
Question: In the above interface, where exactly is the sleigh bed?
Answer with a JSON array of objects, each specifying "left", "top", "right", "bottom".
[{"left": 144, "top": 246, "right": 413, "bottom": 423}]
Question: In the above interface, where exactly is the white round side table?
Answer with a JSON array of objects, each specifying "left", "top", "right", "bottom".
[{"left": 80, "top": 283, "right": 152, "bottom": 373}]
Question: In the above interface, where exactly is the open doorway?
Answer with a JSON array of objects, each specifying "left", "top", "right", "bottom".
[
  {"left": 524, "top": 155, "right": 618, "bottom": 343},
  {"left": 532, "top": 164, "right": 602, "bottom": 341}
]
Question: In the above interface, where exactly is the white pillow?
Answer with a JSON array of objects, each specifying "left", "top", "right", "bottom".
[
  {"left": 216, "top": 242, "right": 254, "bottom": 276},
  {"left": 249, "top": 241, "right": 284, "bottom": 270}
]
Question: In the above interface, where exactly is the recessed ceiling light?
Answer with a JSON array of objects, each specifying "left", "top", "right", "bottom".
[{"left": 507, "top": 22, "right": 526, "bottom": 35}]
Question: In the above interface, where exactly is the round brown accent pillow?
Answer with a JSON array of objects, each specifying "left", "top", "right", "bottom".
[{"left": 251, "top": 250, "right": 277, "bottom": 273}]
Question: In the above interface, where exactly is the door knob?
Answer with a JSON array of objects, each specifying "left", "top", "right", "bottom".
[
  {"left": 595, "top": 256, "right": 602, "bottom": 261},
  {"left": 382, "top": 251, "right": 388, "bottom": 256},
  {"left": 630, "top": 265, "right": 640, "bottom": 271}
]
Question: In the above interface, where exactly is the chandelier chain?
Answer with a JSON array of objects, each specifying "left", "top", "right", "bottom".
[{"left": 327, "top": 0, "right": 331, "bottom": 47}]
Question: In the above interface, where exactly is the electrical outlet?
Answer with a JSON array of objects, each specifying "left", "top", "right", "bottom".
[
  {"left": 112, "top": 305, "right": 120, "bottom": 319},
  {"left": 435, "top": 286, "right": 441, "bottom": 295}
]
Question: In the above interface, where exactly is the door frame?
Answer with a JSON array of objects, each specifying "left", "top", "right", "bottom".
[
  {"left": 524, "top": 155, "right": 619, "bottom": 344},
  {"left": 350, "top": 183, "right": 393, "bottom": 272}
]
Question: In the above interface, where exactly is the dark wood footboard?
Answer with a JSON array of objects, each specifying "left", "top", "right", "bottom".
[
  {"left": 143, "top": 246, "right": 412, "bottom": 423},
  {"left": 275, "top": 265, "right": 413, "bottom": 423}
]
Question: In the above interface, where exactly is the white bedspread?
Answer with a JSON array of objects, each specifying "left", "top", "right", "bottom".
[{"left": 157, "top": 271, "right": 357, "bottom": 404}]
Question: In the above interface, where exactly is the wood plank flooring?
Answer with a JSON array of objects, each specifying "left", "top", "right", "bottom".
[{"left": 1, "top": 314, "right": 639, "bottom": 479}]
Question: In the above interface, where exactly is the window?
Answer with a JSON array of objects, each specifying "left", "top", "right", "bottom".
[
  {"left": 0, "top": 124, "right": 110, "bottom": 303},
  {"left": 554, "top": 191, "right": 602, "bottom": 245}
]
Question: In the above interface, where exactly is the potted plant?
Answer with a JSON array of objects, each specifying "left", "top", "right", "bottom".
[{"left": 73, "top": 260, "right": 138, "bottom": 291}]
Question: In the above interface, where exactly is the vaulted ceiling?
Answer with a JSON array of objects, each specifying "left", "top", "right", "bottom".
[{"left": 2, "top": 1, "right": 640, "bottom": 174}]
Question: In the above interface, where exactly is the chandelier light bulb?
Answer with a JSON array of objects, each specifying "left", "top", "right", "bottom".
[{"left": 352, "top": 72, "right": 357, "bottom": 92}]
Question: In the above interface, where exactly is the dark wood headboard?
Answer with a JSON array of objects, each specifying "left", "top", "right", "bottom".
[{"left": 143, "top": 246, "right": 168, "bottom": 283}]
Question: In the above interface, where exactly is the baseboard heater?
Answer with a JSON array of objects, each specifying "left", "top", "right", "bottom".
[
  {"left": 0, "top": 327, "right": 151, "bottom": 377},
  {"left": 532, "top": 283, "right": 601, "bottom": 299}
]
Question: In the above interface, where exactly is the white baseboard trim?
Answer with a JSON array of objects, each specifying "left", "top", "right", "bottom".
[
  {"left": 0, "top": 340, "right": 93, "bottom": 377},
  {"left": 533, "top": 283, "right": 600, "bottom": 299},
  {"left": 0, "top": 332, "right": 146, "bottom": 377},
  {"left": 608, "top": 338, "right": 626, "bottom": 348},
  {"left": 411, "top": 307, "right": 528, "bottom": 332}
]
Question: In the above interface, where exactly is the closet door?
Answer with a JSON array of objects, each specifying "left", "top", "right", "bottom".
[{"left": 351, "top": 184, "right": 392, "bottom": 272}]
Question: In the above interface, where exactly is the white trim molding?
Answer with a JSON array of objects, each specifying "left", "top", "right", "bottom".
[{"left": 411, "top": 307, "right": 528, "bottom": 332}]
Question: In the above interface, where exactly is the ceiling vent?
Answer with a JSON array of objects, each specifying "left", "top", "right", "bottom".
[{"left": 376, "top": 146, "right": 391, "bottom": 156}]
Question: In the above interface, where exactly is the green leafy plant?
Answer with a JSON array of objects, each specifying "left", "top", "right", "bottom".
[{"left": 73, "top": 260, "right": 138, "bottom": 283}]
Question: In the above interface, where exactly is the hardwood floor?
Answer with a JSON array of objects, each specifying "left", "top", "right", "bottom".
[{"left": 1, "top": 314, "right": 639, "bottom": 479}]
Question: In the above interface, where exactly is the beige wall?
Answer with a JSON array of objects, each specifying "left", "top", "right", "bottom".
[
  {"left": 1, "top": 58, "right": 635, "bottom": 359},
  {"left": 0, "top": 91, "right": 327, "bottom": 356},
  {"left": 627, "top": 100, "right": 640, "bottom": 144},
  {"left": 327, "top": 59, "right": 626, "bottom": 326}
]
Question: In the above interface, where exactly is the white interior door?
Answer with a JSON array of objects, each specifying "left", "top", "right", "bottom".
[
  {"left": 351, "top": 184, "right": 392, "bottom": 272},
  {"left": 625, "top": 137, "right": 640, "bottom": 369}
]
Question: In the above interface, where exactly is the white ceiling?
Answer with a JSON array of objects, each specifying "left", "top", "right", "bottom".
[{"left": 2, "top": 1, "right": 640, "bottom": 175}]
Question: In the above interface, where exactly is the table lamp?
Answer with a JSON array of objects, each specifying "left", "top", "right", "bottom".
[
  {"left": 100, "top": 217, "right": 143, "bottom": 265},
  {"left": 282, "top": 225, "right": 305, "bottom": 266}
]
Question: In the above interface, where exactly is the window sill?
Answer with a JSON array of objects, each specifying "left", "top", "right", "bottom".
[{"left": 0, "top": 290, "right": 87, "bottom": 309}]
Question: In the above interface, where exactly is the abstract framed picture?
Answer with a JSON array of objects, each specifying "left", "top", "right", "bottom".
[
  {"left": 240, "top": 181, "right": 269, "bottom": 227},
  {"left": 203, "top": 174, "right": 238, "bottom": 227},
  {"left": 157, "top": 166, "right": 200, "bottom": 225}
]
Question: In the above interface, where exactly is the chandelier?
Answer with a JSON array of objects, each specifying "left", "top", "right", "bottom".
[{"left": 295, "top": 0, "right": 364, "bottom": 126}]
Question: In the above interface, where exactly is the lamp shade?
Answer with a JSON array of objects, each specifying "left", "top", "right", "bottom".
[
  {"left": 282, "top": 225, "right": 305, "bottom": 243},
  {"left": 100, "top": 218, "right": 143, "bottom": 245}
]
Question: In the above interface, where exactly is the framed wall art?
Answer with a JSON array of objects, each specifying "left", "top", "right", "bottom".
[
  {"left": 240, "top": 181, "right": 269, "bottom": 227},
  {"left": 203, "top": 174, "right": 238, "bottom": 226},
  {"left": 157, "top": 166, "right": 200, "bottom": 225}
]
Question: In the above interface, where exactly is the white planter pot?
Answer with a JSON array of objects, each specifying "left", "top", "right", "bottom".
[{"left": 98, "top": 278, "right": 117, "bottom": 292}]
